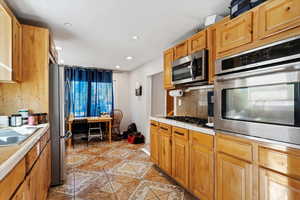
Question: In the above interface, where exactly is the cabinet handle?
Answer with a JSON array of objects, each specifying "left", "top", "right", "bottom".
[
  {"left": 150, "top": 123, "right": 157, "bottom": 127},
  {"left": 174, "top": 131, "right": 184, "bottom": 136},
  {"left": 160, "top": 127, "right": 168, "bottom": 131}
]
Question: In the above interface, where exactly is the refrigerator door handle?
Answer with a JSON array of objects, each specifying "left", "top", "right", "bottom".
[{"left": 61, "top": 131, "right": 72, "bottom": 140}]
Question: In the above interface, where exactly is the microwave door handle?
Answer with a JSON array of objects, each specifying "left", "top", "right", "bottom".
[{"left": 190, "top": 58, "right": 197, "bottom": 80}]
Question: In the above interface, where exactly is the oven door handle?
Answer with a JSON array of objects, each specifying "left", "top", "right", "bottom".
[{"left": 216, "top": 63, "right": 299, "bottom": 81}]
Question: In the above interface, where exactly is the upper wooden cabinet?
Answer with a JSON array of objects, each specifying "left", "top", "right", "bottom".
[
  {"left": 216, "top": 12, "right": 253, "bottom": 53},
  {"left": 0, "top": 2, "right": 22, "bottom": 82},
  {"left": 188, "top": 30, "right": 207, "bottom": 54},
  {"left": 258, "top": 0, "right": 300, "bottom": 39},
  {"left": 174, "top": 40, "right": 188, "bottom": 60},
  {"left": 163, "top": 48, "right": 174, "bottom": 89},
  {"left": 172, "top": 127, "right": 189, "bottom": 188}
]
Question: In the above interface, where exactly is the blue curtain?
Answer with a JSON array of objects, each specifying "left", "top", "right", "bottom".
[{"left": 65, "top": 67, "right": 113, "bottom": 117}]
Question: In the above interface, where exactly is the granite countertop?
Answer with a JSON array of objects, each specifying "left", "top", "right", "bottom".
[
  {"left": 0, "top": 123, "right": 49, "bottom": 181},
  {"left": 150, "top": 116, "right": 215, "bottom": 135}
]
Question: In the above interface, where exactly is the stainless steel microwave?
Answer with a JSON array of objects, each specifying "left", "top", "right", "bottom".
[
  {"left": 215, "top": 36, "right": 300, "bottom": 145},
  {"left": 172, "top": 50, "right": 208, "bottom": 85}
]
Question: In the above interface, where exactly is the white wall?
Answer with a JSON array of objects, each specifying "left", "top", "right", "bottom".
[
  {"left": 151, "top": 72, "right": 165, "bottom": 116},
  {"left": 128, "top": 57, "right": 163, "bottom": 143},
  {"left": 113, "top": 72, "right": 131, "bottom": 132}
]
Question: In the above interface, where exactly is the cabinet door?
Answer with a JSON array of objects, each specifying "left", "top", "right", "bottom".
[
  {"left": 207, "top": 26, "right": 217, "bottom": 84},
  {"left": 12, "top": 19, "right": 22, "bottom": 81},
  {"left": 0, "top": 4, "right": 12, "bottom": 81},
  {"left": 258, "top": 0, "right": 300, "bottom": 39},
  {"left": 189, "top": 142, "right": 214, "bottom": 200},
  {"left": 216, "top": 12, "right": 253, "bottom": 53},
  {"left": 259, "top": 168, "right": 300, "bottom": 200},
  {"left": 150, "top": 122, "right": 159, "bottom": 164},
  {"left": 174, "top": 41, "right": 188, "bottom": 60},
  {"left": 188, "top": 30, "right": 207, "bottom": 54},
  {"left": 11, "top": 180, "right": 29, "bottom": 200},
  {"left": 172, "top": 127, "right": 189, "bottom": 187},
  {"left": 160, "top": 134, "right": 172, "bottom": 175},
  {"left": 163, "top": 48, "right": 174, "bottom": 89},
  {"left": 217, "top": 153, "right": 253, "bottom": 200}
]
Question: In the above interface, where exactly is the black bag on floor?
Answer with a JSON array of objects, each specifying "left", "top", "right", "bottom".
[{"left": 122, "top": 123, "right": 137, "bottom": 139}]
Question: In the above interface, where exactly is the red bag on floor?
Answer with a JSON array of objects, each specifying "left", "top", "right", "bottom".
[
  {"left": 128, "top": 135, "right": 135, "bottom": 144},
  {"left": 128, "top": 133, "right": 144, "bottom": 144}
]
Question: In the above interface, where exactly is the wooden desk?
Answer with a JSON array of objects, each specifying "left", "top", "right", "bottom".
[{"left": 68, "top": 116, "right": 112, "bottom": 144}]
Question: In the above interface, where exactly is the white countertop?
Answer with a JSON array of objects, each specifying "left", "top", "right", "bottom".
[
  {"left": 0, "top": 123, "right": 49, "bottom": 181},
  {"left": 150, "top": 116, "right": 215, "bottom": 135}
]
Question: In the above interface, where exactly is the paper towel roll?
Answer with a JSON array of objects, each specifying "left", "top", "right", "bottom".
[{"left": 169, "top": 90, "right": 183, "bottom": 97}]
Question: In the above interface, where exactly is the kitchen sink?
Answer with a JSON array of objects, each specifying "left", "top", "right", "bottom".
[{"left": 0, "top": 126, "right": 40, "bottom": 146}]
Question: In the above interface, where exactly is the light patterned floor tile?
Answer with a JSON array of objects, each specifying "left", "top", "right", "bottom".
[{"left": 108, "top": 160, "right": 152, "bottom": 179}]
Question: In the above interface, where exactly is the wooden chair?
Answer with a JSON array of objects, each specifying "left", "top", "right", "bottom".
[{"left": 112, "top": 109, "right": 123, "bottom": 139}]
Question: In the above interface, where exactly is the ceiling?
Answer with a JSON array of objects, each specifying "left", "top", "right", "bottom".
[{"left": 7, "top": 0, "right": 230, "bottom": 71}]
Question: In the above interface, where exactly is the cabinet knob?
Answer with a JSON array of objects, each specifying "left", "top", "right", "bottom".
[{"left": 286, "top": 6, "right": 291, "bottom": 11}]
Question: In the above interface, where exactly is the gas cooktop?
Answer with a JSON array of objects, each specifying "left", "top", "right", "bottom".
[{"left": 165, "top": 116, "right": 208, "bottom": 126}]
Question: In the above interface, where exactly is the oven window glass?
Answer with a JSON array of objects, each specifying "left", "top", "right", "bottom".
[
  {"left": 222, "top": 83, "right": 300, "bottom": 127},
  {"left": 172, "top": 62, "right": 191, "bottom": 81}
]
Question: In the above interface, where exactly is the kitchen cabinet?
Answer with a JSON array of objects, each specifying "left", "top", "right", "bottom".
[
  {"left": 259, "top": 168, "right": 300, "bottom": 200},
  {"left": 0, "top": 2, "right": 22, "bottom": 82},
  {"left": 189, "top": 131, "right": 214, "bottom": 200},
  {"left": 163, "top": 48, "right": 174, "bottom": 89},
  {"left": 11, "top": 180, "right": 28, "bottom": 200},
  {"left": 174, "top": 40, "right": 188, "bottom": 60},
  {"left": 258, "top": 0, "right": 300, "bottom": 39},
  {"left": 172, "top": 127, "right": 189, "bottom": 188},
  {"left": 216, "top": 12, "right": 253, "bottom": 54},
  {"left": 217, "top": 152, "right": 253, "bottom": 200},
  {"left": 188, "top": 30, "right": 206, "bottom": 54},
  {"left": 158, "top": 123, "right": 172, "bottom": 175},
  {"left": 150, "top": 121, "right": 159, "bottom": 164},
  {"left": 0, "top": 159, "right": 26, "bottom": 200}
]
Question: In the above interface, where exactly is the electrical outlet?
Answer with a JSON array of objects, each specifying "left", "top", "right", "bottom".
[{"left": 178, "top": 99, "right": 182, "bottom": 106}]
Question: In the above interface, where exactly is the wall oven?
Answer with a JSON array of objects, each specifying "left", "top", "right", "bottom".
[
  {"left": 172, "top": 50, "right": 207, "bottom": 85},
  {"left": 215, "top": 36, "right": 300, "bottom": 145}
]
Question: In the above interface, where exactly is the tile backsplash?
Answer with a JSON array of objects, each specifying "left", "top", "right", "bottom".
[{"left": 175, "top": 87, "right": 213, "bottom": 119}]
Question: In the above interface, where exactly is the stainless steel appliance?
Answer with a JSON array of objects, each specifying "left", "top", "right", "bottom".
[
  {"left": 215, "top": 36, "right": 300, "bottom": 145},
  {"left": 172, "top": 50, "right": 208, "bottom": 85},
  {"left": 49, "top": 64, "right": 69, "bottom": 186}
]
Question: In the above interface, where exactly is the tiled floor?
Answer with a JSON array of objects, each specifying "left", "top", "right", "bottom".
[{"left": 47, "top": 140, "right": 197, "bottom": 200}]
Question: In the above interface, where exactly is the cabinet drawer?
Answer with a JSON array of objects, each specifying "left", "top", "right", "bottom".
[
  {"left": 188, "top": 30, "right": 207, "bottom": 54},
  {"left": 190, "top": 130, "right": 214, "bottom": 151},
  {"left": 259, "top": 146, "right": 300, "bottom": 179},
  {"left": 216, "top": 134, "right": 253, "bottom": 162},
  {"left": 258, "top": 0, "right": 300, "bottom": 39},
  {"left": 25, "top": 142, "right": 40, "bottom": 173},
  {"left": 172, "top": 126, "right": 188, "bottom": 141},
  {"left": 0, "top": 158, "right": 26, "bottom": 200},
  {"left": 216, "top": 12, "right": 253, "bottom": 53},
  {"left": 150, "top": 120, "right": 158, "bottom": 127},
  {"left": 40, "top": 130, "right": 50, "bottom": 150},
  {"left": 174, "top": 41, "right": 188, "bottom": 60},
  {"left": 158, "top": 123, "right": 172, "bottom": 136}
]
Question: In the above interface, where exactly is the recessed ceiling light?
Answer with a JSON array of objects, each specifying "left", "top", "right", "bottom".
[
  {"left": 132, "top": 35, "right": 139, "bottom": 40},
  {"left": 126, "top": 56, "right": 133, "bottom": 60},
  {"left": 115, "top": 65, "right": 120, "bottom": 69},
  {"left": 64, "top": 22, "right": 72, "bottom": 27},
  {"left": 55, "top": 46, "right": 63, "bottom": 51}
]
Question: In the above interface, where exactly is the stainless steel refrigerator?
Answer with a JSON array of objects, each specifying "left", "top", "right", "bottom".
[{"left": 49, "top": 64, "right": 67, "bottom": 186}]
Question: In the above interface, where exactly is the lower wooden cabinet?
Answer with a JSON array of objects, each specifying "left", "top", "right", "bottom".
[
  {"left": 159, "top": 132, "right": 172, "bottom": 175},
  {"left": 259, "top": 168, "right": 300, "bottom": 200},
  {"left": 10, "top": 131, "right": 51, "bottom": 200},
  {"left": 172, "top": 127, "right": 189, "bottom": 188},
  {"left": 216, "top": 152, "right": 253, "bottom": 200},
  {"left": 150, "top": 121, "right": 159, "bottom": 164},
  {"left": 189, "top": 131, "right": 214, "bottom": 200}
]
